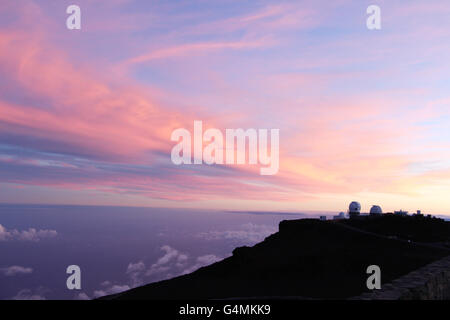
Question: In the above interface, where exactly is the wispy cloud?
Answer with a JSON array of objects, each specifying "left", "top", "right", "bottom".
[
  {"left": 125, "top": 40, "right": 268, "bottom": 66},
  {"left": 0, "top": 266, "right": 33, "bottom": 276},
  {"left": 12, "top": 288, "right": 48, "bottom": 300}
]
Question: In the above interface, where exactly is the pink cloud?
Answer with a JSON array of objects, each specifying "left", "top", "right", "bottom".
[
  {"left": 125, "top": 40, "right": 268, "bottom": 66},
  {"left": 1, "top": 1, "right": 450, "bottom": 212}
]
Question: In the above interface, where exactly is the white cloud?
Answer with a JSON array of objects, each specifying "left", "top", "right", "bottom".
[
  {"left": 143, "top": 247, "right": 222, "bottom": 279},
  {"left": 0, "top": 224, "right": 57, "bottom": 242},
  {"left": 93, "top": 284, "right": 131, "bottom": 298},
  {"left": 175, "top": 254, "right": 188, "bottom": 268},
  {"left": 154, "top": 245, "right": 182, "bottom": 266},
  {"left": 75, "top": 292, "right": 91, "bottom": 300},
  {"left": 126, "top": 261, "right": 146, "bottom": 287},
  {"left": 145, "top": 264, "right": 170, "bottom": 278},
  {"left": 181, "top": 254, "right": 221, "bottom": 275},
  {"left": 126, "top": 261, "right": 145, "bottom": 274},
  {"left": 0, "top": 265, "right": 33, "bottom": 276},
  {"left": 90, "top": 260, "right": 149, "bottom": 299},
  {"left": 12, "top": 288, "right": 47, "bottom": 300},
  {"left": 198, "top": 223, "right": 276, "bottom": 244},
  {"left": 145, "top": 245, "right": 190, "bottom": 279},
  {"left": 100, "top": 280, "right": 111, "bottom": 287},
  {"left": 90, "top": 246, "right": 221, "bottom": 299},
  {"left": 197, "top": 254, "right": 221, "bottom": 265}
]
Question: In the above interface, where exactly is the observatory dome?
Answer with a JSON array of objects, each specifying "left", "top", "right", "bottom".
[
  {"left": 370, "top": 205, "right": 383, "bottom": 215},
  {"left": 349, "top": 201, "right": 361, "bottom": 213}
]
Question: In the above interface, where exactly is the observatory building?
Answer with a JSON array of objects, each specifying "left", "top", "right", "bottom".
[
  {"left": 369, "top": 205, "right": 383, "bottom": 216},
  {"left": 394, "top": 210, "right": 408, "bottom": 216},
  {"left": 333, "top": 212, "right": 346, "bottom": 220},
  {"left": 348, "top": 201, "right": 361, "bottom": 219}
]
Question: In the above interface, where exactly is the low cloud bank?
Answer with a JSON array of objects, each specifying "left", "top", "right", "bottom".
[{"left": 0, "top": 224, "right": 57, "bottom": 242}]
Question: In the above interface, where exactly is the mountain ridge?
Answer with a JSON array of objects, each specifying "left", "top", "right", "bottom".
[{"left": 102, "top": 216, "right": 450, "bottom": 300}]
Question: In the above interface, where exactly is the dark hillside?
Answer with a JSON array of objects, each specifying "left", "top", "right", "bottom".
[
  {"left": 104, "top": 218, "right": 449, "bottom": 300},
  {"left": 340, "top": 214, "right": 450, "bottom": 243}
]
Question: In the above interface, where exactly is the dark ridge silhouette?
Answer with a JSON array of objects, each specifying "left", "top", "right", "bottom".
[
  {"left": 102, "top": 217, "right": 450, "bottom": 300},
  {"left": 341, "top": 214, "right": 450, "bottom": 243}
]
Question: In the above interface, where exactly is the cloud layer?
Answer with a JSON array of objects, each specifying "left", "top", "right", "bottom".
[
  {"left": 0, "top": 224, "right": 57, "bottom": 242},
  {"left": 88, "top": 245, "right": 221, "bottom": 299},
  {"left": 198, "top": 223, "right": 277, "bottom": 244}
]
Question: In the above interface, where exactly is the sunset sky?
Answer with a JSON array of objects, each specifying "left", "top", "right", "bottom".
[{"left": 1, "top": 0, "right": 450, "bottom": 214}]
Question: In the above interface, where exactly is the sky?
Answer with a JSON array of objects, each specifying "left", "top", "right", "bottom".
[{"left": 1, "top": 0, "right": 450, "bottom": 214}]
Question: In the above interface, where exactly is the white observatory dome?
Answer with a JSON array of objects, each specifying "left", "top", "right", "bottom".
[
  {"left": 370, "top": 205, "right": 383, "bottom": 215},
  {"left": 349, "top": 201, "right": 361, "bottom": 213}
]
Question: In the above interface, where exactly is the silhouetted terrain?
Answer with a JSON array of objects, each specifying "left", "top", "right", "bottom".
[
  {"left": 103, "top": 217, "right": 450, "bottom": 300},
  {"left": 340, "top": 214, "right": 450, "bottom": 243}
]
